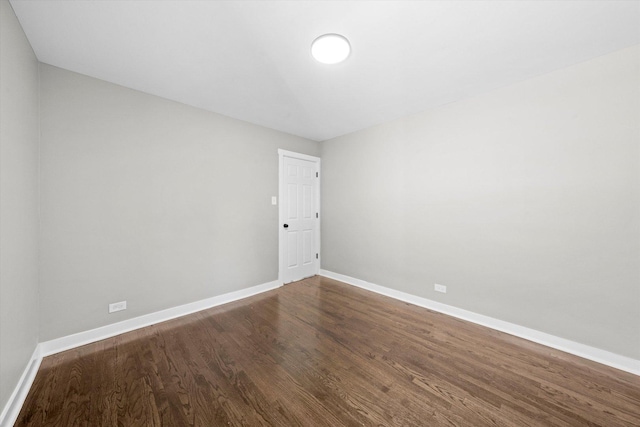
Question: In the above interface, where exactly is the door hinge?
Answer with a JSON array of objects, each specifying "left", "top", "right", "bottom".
[
  {"left": 316, "top": 172, "right": 318, "bottom": 178},
  {"left": 316, "top": 253, "right": 319, "bottom": 259},
  {"left": 316, "top": 212, "right": 318, "bottom": 218}
]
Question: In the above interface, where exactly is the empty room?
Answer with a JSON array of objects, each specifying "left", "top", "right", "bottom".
[{"left": 1, "top": 0, "right": 639, "bottom": 426}]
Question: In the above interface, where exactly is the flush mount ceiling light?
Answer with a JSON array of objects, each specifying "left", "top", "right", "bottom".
[{"left": 311, "top": 34, "right": 351, "bottom": 64}]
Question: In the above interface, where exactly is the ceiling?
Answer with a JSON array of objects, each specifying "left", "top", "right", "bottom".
[{"left": 10, "top": 1, "right": 640, "bottom": 141}]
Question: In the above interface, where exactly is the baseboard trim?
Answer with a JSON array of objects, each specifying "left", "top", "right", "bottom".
[
  {"left": 0, "top": 346, "right": 42, "bottom": 427},
  {"left": 38, "top": 279, "right": 282, "bottom": 357},
  {"left": 319, "top": 269, "right": 640, "bottom": 376}
]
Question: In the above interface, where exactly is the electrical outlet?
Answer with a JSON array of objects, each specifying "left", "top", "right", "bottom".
[
  {"left": 271, "top": 196, "right": 277, "bottom": 205},
  {"left": 109, "top": 301, "right": 127, "bottom": 313},
  {"left": 434, "top": 284, "right": 447, "bottom": 293}
]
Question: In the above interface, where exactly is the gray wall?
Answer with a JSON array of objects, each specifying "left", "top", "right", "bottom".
[
  {"left": 321, "top": 46, "right": 640, "bottom": 359},
  {"left": 0, "top": 0, "right": 40, "bottom": 412},
  {"left": 39, "top": 64, "right": 319, "bottom": 341}
]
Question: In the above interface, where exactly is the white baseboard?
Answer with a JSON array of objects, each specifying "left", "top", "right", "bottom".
[
  {"left": 1, "top": 279, "right": 281, "bottom": 427},
  {"left": 319, "top": 269, "right": 640, "bottom": 376},
  {"left": 3, "top": 272, "right": 636, "bottom": 427},
  {"left": 0, "top": 346, "right": 42, "bottom": 427},
  {"left": 39, "top": 280, "right": 282, "bottom": 357}
]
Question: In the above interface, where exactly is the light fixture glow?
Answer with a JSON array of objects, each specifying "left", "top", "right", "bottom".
[{"left": 311, "top": 34, "right": 350, "bottom": 64}]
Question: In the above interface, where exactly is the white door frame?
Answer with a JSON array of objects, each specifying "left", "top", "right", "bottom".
[{"left": 278, "top": 149, "right": 321, "bottom": 284}]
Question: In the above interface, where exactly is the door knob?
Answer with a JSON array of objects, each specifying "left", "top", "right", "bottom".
[{"left": 283, "top": 224, "right": 289, "bottom": 228}]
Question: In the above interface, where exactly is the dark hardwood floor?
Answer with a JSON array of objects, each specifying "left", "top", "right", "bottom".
[{"left": 16, "top": 276, "right": 640, "bottom": 426}]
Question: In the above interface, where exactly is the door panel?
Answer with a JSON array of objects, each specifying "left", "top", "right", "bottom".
[
  {"left": 287, "top": 232, "right": 298, "bottom": 268},
  {"left": 287, "top": 183, "right": 298, "bottom": 219},
  {"left": 303, "top": 185, "right": 313, "bottom": 218},
  {"left": 303, "top": 230, "right": 313, "bottom": 265}
]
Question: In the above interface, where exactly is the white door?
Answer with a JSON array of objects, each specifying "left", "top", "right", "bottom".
[{"left": 279, "top": 150, "right": 320, "bottom": 284}]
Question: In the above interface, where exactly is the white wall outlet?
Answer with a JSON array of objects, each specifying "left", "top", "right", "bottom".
[
  {"left": 434, "top": 284, "right": 447, "bottom": 293},
  {"left": 271, "top": 196, "right": 277, "bottom": 205},
  {"left": 109, "top": 300, "right": 127, "bottom": 313}
]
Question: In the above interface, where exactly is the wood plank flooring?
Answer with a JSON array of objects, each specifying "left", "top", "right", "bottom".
[{"left": 16, "top": 275, "right": 640, "bottom": 426}]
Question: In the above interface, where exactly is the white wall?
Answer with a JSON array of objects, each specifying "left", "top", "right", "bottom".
[
  {"left": 38, "top": 64, "right": 319, "bottom": 341},
  {"left": 0, "top": 0, "right": 40, "bottom": 412},
  {"left": 321, "top": 46, "right": 640, "bottom": 360}
]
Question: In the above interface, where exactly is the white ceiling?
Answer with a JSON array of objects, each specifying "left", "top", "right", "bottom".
[{"left": 10, "top": 1, "right": 640, "bottom": 141}]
